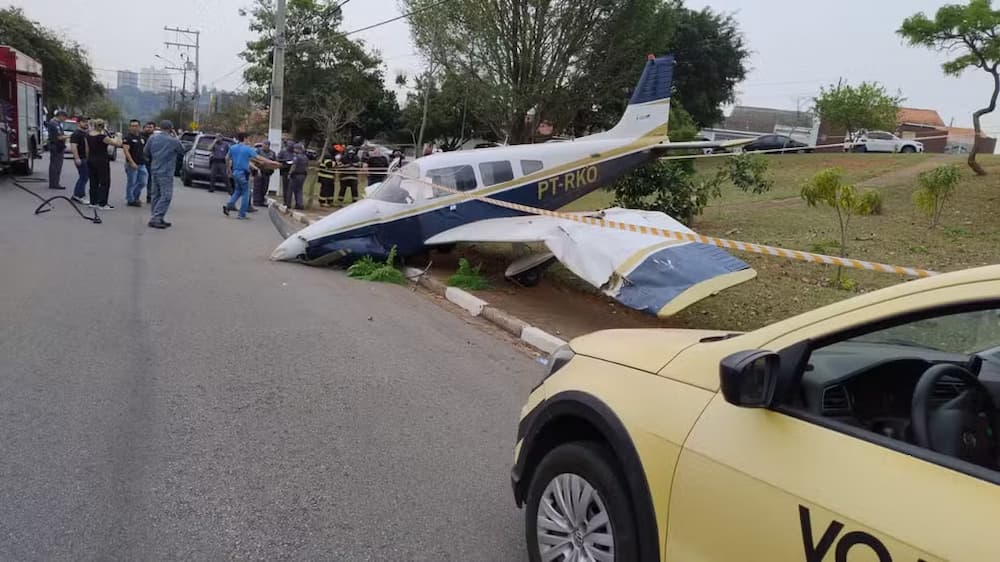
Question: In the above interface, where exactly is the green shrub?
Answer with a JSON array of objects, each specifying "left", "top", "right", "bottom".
[
  {"left": 913, "top": 164, "right": 961, "bottom": 228},
  {"left": 346, "top": 246, "right": 405, "bottom": 284},
  {"left": 447, "top": 258, "right": 491, "bottom": 290}
]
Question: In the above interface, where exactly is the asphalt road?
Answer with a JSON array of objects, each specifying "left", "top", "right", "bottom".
[{"left": 0, "top": 155, "right": 538, "bottom": 561}]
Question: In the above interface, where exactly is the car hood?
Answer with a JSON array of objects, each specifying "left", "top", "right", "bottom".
[{"left": 569, "top": 328, "right": 735, "bottom": 374}]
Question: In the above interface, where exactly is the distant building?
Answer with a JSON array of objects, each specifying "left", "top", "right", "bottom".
[
  {"left": 139, "top": 67, "right": 172, "bottom": 93},
  {"left": 699, "top": 105, "right": 820, "bottom": 146},
  {"left": 817, "top": 106, "right": 996, "bottom": 153},
  {"left": 116, "top": 70, "right": 138, "bottom": 89}
]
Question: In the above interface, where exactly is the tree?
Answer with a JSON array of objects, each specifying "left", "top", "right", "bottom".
[
  {"left": 305, "top": 91, "right": 361, "bottom": 159},
  {"left": 81, "top": 95, "right": 123, "bottom": 129},
  {"left": 405, "top": 0, "right": 749, "bottom": 142},
  {"left": 240, "top": 0, "right": 396, "bottom": 141},
  {"left": 813, "top": 81, "right": 904, "bottom": 142},
  {"left": 914, "top": 164, "right": 962, "bottom": 228},
  {"left": 201, "top": 95, "right": 257, "bottom": 135},
  {"left": 0, "top": 8, "right": 103, "bottom": 109},
  {"left": 801, "top": 168, "right": 882, "bottom": 285},
  {"left": 899, "top": 0, "right": 1000, "bottom": 176},
  {"left": 399, "top": 71, "right": 488, "bottom": 151}
]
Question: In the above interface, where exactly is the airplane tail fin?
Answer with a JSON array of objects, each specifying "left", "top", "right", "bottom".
[{"left": 593, "top": 54, "right": 675, "bottom": 141}]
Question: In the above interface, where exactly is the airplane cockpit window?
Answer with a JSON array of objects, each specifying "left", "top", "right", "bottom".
[
  {"left": 479, "top": 161, "right": 514, "bottom": 186},
  {"left": 521, "top": 160, "right": 544, "bottom": 175},
  {"left": 428, "top": 165, "right": 478, "bottom": 193},
  {"left": 369, "top": 163, "right": 428, "bottom": 204}
]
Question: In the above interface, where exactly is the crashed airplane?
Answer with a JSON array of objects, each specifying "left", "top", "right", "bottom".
[{"left": 270, "top": 54, "right": 756, "bottom": 318}]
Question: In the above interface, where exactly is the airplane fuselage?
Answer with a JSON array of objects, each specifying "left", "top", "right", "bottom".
[{"left": 272, "top": 131, "right": 665, "bottom": 265}]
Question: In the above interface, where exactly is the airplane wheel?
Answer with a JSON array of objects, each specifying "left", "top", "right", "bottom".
[{"left": 511, "top": 268, "right": 544, "bottom": 287}]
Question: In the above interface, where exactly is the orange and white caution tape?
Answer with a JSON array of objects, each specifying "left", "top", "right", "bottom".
[{"left": 394, "top": 173, "right": 940, "bottom": 278}]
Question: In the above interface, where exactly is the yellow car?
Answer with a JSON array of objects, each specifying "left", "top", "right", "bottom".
[{"left": 512, "top": 265, "right": 1000, "bottom": 562}]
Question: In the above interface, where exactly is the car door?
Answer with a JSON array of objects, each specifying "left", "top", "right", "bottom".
[
  {"left": 866, "top": 132, "right": 894, "bottom": 152},
  {"left": 665, "top": 281, "right": 1000, "bottom": 562}
]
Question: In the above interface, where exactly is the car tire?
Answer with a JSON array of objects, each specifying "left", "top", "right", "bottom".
[
  {"left": 901, "top": 145, "right": 916, "bottom": 153},
  {"left": 525, "top": 441, "right": 638, "bottom": 562},
  {"left": 181, "top": 170, "right": 193, "bottom": 187}
]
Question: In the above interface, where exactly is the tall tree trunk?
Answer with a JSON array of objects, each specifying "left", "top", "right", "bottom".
[
  {"left": 416, "top": 71, "right": 433, "bottom": 157},
  {"left": 969, "top": 69, "right": 999, "bottom": 177}
]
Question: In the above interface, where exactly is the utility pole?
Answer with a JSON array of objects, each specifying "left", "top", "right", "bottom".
[
  {"left": 164, "top": 26, "right": 201, "bottom": 129},
  {"left": 268, "top": 0, "right": 288, "bottom": 194}
]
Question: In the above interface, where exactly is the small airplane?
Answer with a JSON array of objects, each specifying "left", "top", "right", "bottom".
[{"left": 270, "top": 54, "right": 756, "bottom": 318}]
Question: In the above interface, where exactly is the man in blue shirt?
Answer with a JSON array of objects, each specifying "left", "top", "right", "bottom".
[
  {"left": 45, "top": 110, "right": 69, "bottom": 190},
  {"left": 223, "top": 133, "right": 259, "bottom": 220},
  {"left": 143, "top": 120, "right": 186, "bottom": 229}
]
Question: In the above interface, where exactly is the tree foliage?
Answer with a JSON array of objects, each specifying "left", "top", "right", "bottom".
[
  {"left": 610, "top": 152, "right": 772, "bottom": 225},
  {"left": 403, "top": 0, "right": 748, "bottom": 143},
  {"left": 201, "top": 95, "right": 258, "bottom": 135},
  {"left": 0, "top": 8, "right": 104, "bottom": 110},
  {"left": 81, "top": 95, "right": 123, "bottom": 129},
  {"left": 899, "top": 0, "right": 1000, "bottom": 175},
  {"left": 239, "top": 0, "right": 398, "bottom": 141},
  {"left": 813, "top": 81, "right": 904, "bottom": 140},
  {"left": 914, "top": 164, "right": 962, "bottom": 227},
  {"left": 399, "top": 72, "right": 489, "bottom": 150},
  {"left": 801, "top": 168, "right": 882, "bottom": 282}
]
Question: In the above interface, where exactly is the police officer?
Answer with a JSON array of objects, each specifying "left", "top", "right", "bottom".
[
  {"left": 208, "top": 136, "right": 231, "bottom": 193},
  {"left": 252, "top": 139, "right": 277, "bottom": 208},
  {"left": 336, "top": 145, "right": 361, "bottom": 204},
  {"left": 277, "top": 139, "right": 293, "bottom": 202},
  {"left": 285, "top": 142, "right": 308, "bottom": 210},
  {"left": 317, "top": 145, "right": 337, "bottom": 208}
]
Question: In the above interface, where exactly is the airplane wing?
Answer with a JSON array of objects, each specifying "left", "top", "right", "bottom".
[
  {"left": 653, "top": 138, "right": 753, "bottom": 153},
  {"left": 423, "top": 208, "right": 756, "bottom": 318}
]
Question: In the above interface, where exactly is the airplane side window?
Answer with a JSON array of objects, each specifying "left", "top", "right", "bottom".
[
  {"left": 521, "top": 160, "right": 544, "bottom": 175},
  {"left": 479, "top": 161, "right": 514, "bottom": 186},
  {"left": 428, "top": 165, "right": 478, "bottom": 193}
]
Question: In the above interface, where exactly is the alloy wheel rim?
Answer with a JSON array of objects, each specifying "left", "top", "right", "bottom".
[{"left": 536, "top": 473, "right": 614, "bottom": 562}]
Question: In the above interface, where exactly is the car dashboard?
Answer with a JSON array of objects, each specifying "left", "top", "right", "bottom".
[{"left": 800, "top": 341, "right": 1000, "bottom": 444}]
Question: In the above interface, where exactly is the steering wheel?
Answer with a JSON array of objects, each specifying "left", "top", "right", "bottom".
[{"left": 911, "top": 364, "right": 999, "bottom": 468}]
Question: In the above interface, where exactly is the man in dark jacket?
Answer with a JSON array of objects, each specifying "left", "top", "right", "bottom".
[
  {"left": 284, "top": 142, "right": 308, "bottom": 210},
  {"left": 252, "top": 139, "right": 277, "bottom": 208},
  {"left": 208, "top": 137, "right": 231, "bottom": 193},
  {"left": 45, "top": 110, "right": 69, "bottom": 189}
]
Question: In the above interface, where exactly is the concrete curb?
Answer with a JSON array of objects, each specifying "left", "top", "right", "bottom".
[
  {"left": 279, "top": 210, "right": 566, "bottom": 354},
  {"left": 404, "top": 267, "right": 566, "bottom": 354}
]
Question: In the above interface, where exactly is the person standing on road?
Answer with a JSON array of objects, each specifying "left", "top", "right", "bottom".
[
  {"left": 284, "top": 142, "right": 308, "bottom": 211},
  {"left": 276, "top": 139, "right": 293, "bottom": 201},
  {"left": 223, "top": 133, "right": 257, "bottom": 220},
  {"left": 143, "top": 120, "right": 185, "bottom": 229},
  {"left": 143, "top": 121, "right": 156, "bottom": 203},
  {"left": 252, "top": 139, "right": 277, "bottom": 208},
  {"left": 208, "top": 136, "right": 231, "bottom": 193},
  {"left": 69, "top": 117, "right": 91, "bottom": 204},
  {"left": 121, "top": 119, "right": 148, "bottom": 207},
  {"left": 45, "top": 110, "right": 69, "bottom": 190},
  {"left": 85, "top": 119, "right": 123, "bottom": 210}
]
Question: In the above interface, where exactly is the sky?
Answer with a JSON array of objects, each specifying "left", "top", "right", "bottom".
[{"left": 9, "top": 0, "right": 1000, "bottom": 137}]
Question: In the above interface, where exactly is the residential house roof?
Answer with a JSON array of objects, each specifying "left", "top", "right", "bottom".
[
  {"left": 715, "top": 105, "right": 816, "bottom": 134},
  {"left": 897, "top": 107, "right": 945, "bottom": 128}
]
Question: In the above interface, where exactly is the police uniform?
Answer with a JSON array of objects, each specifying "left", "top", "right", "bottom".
[
  {"left": 317, "top": 155, "right": 337, "bottom": 207},
  {"left": 285, "top": 145, "right": 308, "bottom": 210}
]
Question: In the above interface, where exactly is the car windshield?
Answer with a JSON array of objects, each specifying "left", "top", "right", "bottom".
[
  {"left": 62, "top": 122, "right": 78, "bottom": 133},
  {"left": 369, "top": 163, "right": 432, "bottom": 204},
  {"left": 848, "top": 308, "right": 1000, "bottom": 355}
]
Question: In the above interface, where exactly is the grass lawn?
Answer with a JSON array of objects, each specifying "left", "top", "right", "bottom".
[
  {"left": 444, "top": 153, "right": 1000, "bottom": 333},
  {"left": 563, "top": 152, "right": 935, "bottom": 211}
]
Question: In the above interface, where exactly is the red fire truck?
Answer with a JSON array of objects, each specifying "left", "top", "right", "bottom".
[{"left": 0, "top": 46, "right": 43, "bottom": 174}]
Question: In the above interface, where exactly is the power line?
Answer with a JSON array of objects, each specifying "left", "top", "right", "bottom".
[
  {"left": 207, "top": 61, "right": 251, "bottom": 86},
  {"left": 343, "top": 0, "right": 452, "bottom": 36},
  {"left": 335, "top": 0, "right": 353, "bottom": 8}
]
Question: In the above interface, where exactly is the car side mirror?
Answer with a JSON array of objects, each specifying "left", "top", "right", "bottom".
[{"left": 720, "top": 350, "right": 779, "bottom": 408}]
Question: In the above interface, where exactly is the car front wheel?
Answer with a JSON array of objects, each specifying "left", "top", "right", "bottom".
[
  {"left": 525, "top": 442, "right": 637, "bottom": 562},
  {"left": 901, "top": 145, "right": 916, "bottom": 153}
]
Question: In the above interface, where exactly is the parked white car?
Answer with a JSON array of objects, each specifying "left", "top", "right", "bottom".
[{"left": 844, "top": 130, "right": 923, "bottom": 153}]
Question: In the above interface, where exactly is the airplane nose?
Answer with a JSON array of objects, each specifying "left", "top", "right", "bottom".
[{"left": 271, "top": 235, "right": 307, "bottom": 261}]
